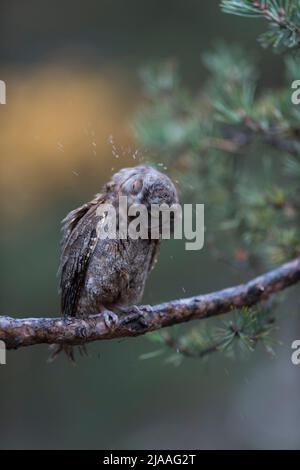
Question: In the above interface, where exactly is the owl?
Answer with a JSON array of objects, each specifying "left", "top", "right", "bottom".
[{"left": 52, "top": 165, "right": 178, "bottom": 360}]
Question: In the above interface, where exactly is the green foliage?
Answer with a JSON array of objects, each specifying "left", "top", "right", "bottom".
[
  {"left": 142, "top": 306, "right": 277, "bottom": 366},
  {"left": 221, "top": 0, "right": 300, "bottom": 54},
  {"left": 133, "top": 1, "right": 300, "bottom": 362},
  {"left": 133, "top": 44, "right": 300, "bottom": 264}
]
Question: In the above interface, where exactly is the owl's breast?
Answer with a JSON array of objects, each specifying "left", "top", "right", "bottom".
[{"left": 76, "top": 237, "right": 157, "bottom": 314}]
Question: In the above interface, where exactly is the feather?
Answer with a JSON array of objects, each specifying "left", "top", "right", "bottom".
[{"left": 59, "top": 195, "right": 104, "bottom": 316}]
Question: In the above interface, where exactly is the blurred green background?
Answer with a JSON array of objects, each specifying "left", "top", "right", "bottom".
[{"left": 0, "top": 0, "right": 299, "bottom": 449}]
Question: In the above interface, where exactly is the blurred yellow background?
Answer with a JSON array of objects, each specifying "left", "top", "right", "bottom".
[{"left": 0, "top": 64, "right": 136, "bottom": 219}]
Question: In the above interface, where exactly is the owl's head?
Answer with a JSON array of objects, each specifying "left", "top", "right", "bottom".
[{"left": 109, "top": 165, "right": 178, "bottom": 209}]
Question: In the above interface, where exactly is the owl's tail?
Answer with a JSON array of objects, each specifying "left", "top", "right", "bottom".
[{"left": 48, "top": 344, "right": 88, "bottom": 363}]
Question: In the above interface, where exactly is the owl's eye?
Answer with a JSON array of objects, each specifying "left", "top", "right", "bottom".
[{"left": 131, "top": 179, "right": 143, "bottom": 194}]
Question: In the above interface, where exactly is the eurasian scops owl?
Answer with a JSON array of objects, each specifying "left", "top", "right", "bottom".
[{"left": 59, "top": 165, "right": 178, "bottom": 323}]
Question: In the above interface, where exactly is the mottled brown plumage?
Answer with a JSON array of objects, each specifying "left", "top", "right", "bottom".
[
  {"left": 59, "top": 165, "right": 178, "bottom": 320},
  {"left": 50, "top": 165, "right": 178, "bottom": 360}
]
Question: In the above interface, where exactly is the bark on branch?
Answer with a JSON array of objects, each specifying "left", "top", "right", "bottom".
[{"left": 1, "top": 257, "right": 300, "bottom": 351}]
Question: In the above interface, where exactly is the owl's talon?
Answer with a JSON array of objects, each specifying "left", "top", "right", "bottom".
[
  {"left": 103, "top": 311, "right": 119, "bottom": 329},
  {"left": 143, "top": 304, "right": 153, "bottom": 313}
]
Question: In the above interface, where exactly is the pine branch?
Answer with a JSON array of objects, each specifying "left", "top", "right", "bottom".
[
  {"left": 221, "top": 0, "right": 300, "bottom": 53},
  {"left": 223, "top": 118, "right": 300, "bottom": 157},
  {"left": 0, "top": 257, "right": 299, "bottom": 351},
  {"left": 160, "top": 331, "right": 232, "bottom": 359},
  {"left": 155, "top": 305, "right": 277, "bottom": 363}
]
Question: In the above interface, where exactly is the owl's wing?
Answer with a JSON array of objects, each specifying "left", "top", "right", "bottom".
[
  {"left": 59, "top": 195, "right": 103, "bottom": 317},
  {"left": 60, "top": 201, "right": 95, "bottom": 251}
]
